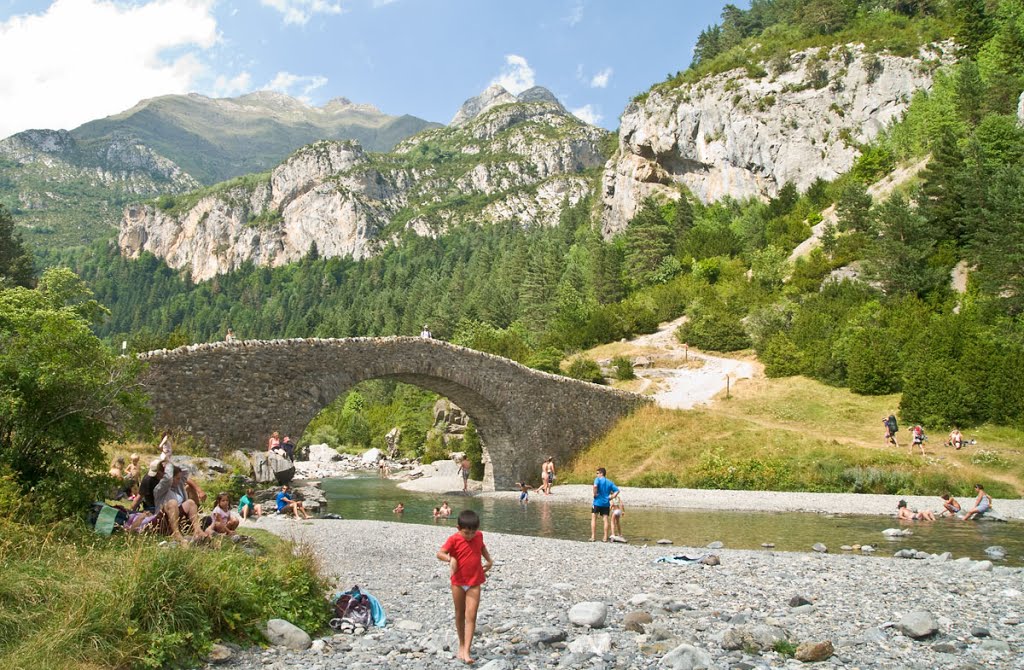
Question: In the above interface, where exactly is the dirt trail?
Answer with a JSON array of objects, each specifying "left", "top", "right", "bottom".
[{"left": 624, "top": 316, "right": 755, "bottom": 410}]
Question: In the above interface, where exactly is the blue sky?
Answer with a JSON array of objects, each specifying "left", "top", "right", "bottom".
[{"left": 0, "top": 0, "right": 733, "bottom": 138}]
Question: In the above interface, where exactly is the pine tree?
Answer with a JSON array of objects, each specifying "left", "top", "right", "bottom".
[
  {"left": 0, "top": 205, "right": 34, "bottom": 288},
  {"left": 952, "top": 0, "right": 994, "bottom": 57},
  {"left": 917, "top": 128, "right": 967, "bottom": 244},
  {"left": 622, "top": 198, "right": 674, "bottom": 290},
  {"left": 864, "top": 194, "right": 945, "bottom": 298},
  {"left": 971, "top": 167, "right": 1024, "bottom": 315}
]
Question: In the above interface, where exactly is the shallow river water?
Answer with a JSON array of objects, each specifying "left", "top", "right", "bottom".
[{"left": 321, "top": 476, "right": 1023, "bottom": 565}]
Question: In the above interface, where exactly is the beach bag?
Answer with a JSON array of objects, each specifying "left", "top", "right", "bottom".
[{"left": 333, "top": 587, "right": 372, "bottom": 628}]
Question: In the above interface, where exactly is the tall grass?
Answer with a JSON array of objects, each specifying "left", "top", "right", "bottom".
[
  {"left": 0, "top": 520, "right": 328, "bottom": 670},
  {"left": 564, "top": 375, "right": 1023, "bottom": 498}
]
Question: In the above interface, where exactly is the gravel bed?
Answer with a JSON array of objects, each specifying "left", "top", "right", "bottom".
[{"left": 214, "top": 518, "right": 1023, "bottom": 669}]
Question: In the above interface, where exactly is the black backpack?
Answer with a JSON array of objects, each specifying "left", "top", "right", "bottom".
[{"left": 887, "top": 415, "right": 899, "bottom": 433}]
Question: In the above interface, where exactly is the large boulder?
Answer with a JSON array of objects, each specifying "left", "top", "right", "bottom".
[
  {"left": 307, "top": 443, "right": 342, "bottom": 463},
  {"left": 265, "top": 618, "right": 311, "bottom": 650},
  {"left": 385, "top": 427, "right": 401, "bottom": 458},
  {"left": 361, "top": 448, "right": 383, "bottom": 464},
  {"left": 250, "top": 451, "right": 294, "bottom": 485}
]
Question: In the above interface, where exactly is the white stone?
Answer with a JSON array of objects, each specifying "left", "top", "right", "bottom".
[
  {"left": 361, "top": 448, "right": 383, "bottom": 464},
  {"left": 659, "top": 642, "right": 716, "bottom": 669},
  {"left": 568, "top": 601, "right": 608, "bottom": 628},
  {"left": 307, "top": 443, "right": 342, "bottom": 463},
  {"left": 568, "top": 632, "right": 612, "bottom": 654},
  {"left": 265, "top": 618, "right": 312, "bottom": 650}
]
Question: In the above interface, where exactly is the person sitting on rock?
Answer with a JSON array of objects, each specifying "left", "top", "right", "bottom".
[
  {"left": 962, "top": 484, "right": 992, "bottom": 521},
  {"left": 267, "top": 431, "right": 281, "bottom": 453},
  {"left": 939, "top": 492, "right": 961, "bottom": 517},
  {"left": 897, "top": 500, "right": 935, "bottom": 521},
  {"left": 210, "top": 492, "right": 241, "bottom": 536},
  {"left": 238, "top": 488, "right": 262, "bottom": 520},
  {"left": 280, "top": 435, "right": 296, "bottom": 461},
  {"left": 276, "top": 485, "right": 311, "bottom": 520}
]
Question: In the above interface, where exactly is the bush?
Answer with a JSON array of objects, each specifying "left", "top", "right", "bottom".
[
  {"left": 0, "top": 520, "right": 328, "bottom": 669},
  {"left": 525, "top": 347, "right": 564, "bottom": 374},
  {"left": 565, "top": 357, "right": 605, "bottom": 384},
  {"left": 612, "top": 356, "right": 636, "bottom": 380},
  {"left": 762, "top": 333, "right": 803, "bottom": 377},
  {"left": 676, "top": 308, "right": 751, "bottom": 352}
]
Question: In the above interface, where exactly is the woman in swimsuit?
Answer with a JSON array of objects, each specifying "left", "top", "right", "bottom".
[
  {"left": 897, "top": 500, "right": 935, "bottom": 521},
  {"left": 962, "top": 484, "right": 992, "bottom": 521}
]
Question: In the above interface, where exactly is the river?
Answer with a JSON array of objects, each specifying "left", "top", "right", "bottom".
[{"left": 320, "top": 475, "right": 1022, "bottom": 565}]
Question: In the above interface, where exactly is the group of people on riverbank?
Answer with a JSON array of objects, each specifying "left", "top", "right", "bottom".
[
  {"left": 883, "top": 415, "right": 975, "bottom": 454},
  {"left": 897, "top": 484, "right": 995, "bottom": 522}
]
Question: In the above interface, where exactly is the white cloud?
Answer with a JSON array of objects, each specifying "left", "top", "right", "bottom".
[
  {"left": 0, "top": 0, "right": 219, "bottom": 139},
  {"left": 571, "top": 104, "right": 601, "bottom": 126},
  {"left": 590, "top": 67, "right": 612, "bottom": 89},
  {"left": 490, "top": 54, "right": 535, "bottom": 95},
  {"left": 212, "top": 71, "right": 254, "bottom": 97},
  {"left": 564, "top": 0, "right": 584, "bottom": 26},
  {"left": 267, "top": 71, "right": 329, "bottom": 102},
  {"left": 260, "top": 0, "right": 343, "bottom": 26}
]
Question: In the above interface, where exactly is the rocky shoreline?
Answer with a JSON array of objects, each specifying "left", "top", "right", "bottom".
[{"left": 212, "top": 518, "right": 1021, "bottom": 669}]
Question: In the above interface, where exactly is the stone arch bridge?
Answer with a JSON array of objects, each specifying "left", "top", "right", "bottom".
[{"left": 138, "top": 337, "right": 649, "bottom": 490}]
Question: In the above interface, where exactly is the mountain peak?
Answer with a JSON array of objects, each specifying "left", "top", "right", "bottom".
[
  {"left": 450, "top": 84, "right": 566, "bottom": 127},
  {"left": 235, "top": 90, "right": 310, "bottom": 111}
]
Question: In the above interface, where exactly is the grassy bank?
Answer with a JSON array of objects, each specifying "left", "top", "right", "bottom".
[
  {"left": 565, "top": 376, "right": 1024, "bottom": 497},
  {"left": 0, "top": 520, "right": 328, "bottom": 670}
]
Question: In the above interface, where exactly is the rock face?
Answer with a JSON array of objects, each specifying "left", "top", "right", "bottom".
[
  {"left": 450, "top": 84, "right": 565, "bottom": 126},
  {"left": 601, "top": 41, "right": 955, "bottom": 235},
  {"left": 119, "top": 88, "right": 606, "bottom": 281}
]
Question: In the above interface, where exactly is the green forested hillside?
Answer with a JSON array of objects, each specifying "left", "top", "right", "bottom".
[{"left": 41, "top": 0, "right": 1024, "bottom": 450}]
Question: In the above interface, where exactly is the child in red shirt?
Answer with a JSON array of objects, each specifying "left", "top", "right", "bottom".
[{"left": 436, "top": 509, "right": 493, "bottom": 664}]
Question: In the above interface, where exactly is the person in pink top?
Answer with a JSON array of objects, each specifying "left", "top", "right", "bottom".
[
  {"left": 267, "top": 431, "right": 280, "bottom": 452},
  {"left": 436, "top": 509, "right": 493, "bottom": 664}
]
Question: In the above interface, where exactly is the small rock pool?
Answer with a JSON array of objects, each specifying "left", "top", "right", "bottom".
[{"left": 320, "top": 476, "right": 1023, "bottom": 565}]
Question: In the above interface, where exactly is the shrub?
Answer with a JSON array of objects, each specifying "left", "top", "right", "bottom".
[
  {"left": 526, "top": 347, "right": 564, "bottom": 374},
  {"left": 762, "top": 333, "right": 804, "bottom": 377},
  {"left": 0, "top": 520, "right": 328, "bottom": 669},
  {"left": 566, "top": 357, "right": 605, "bottom": 384},
  {"left": 612, "top": 356, "right": 636, "bottom": 380},
  {"left": 676, "top": 308, "right": 751, "bottom": 352},
  {"left": 626, "top": 470, "right": 681, "bottom": 488}
]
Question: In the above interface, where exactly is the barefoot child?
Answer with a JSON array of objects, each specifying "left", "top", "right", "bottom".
[
  {"left": 610, "top": 495, "right": 625, "bottom": 540},
  {"left": 436, "top": 510, "right": 493, "bottom": 664},
  {"left": 210, "top": 492, "right": 240, "bottom": 535}
]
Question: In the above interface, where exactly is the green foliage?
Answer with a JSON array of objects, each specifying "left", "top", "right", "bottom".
[
  {"left": 612, "top": 356, "right": 636, "bottom": 380},
  {"left": 762, "top": 333, "right": 804, "bottom": 377},
  {"left": 675, "top": 297, "right": 751, "bottom": 352},
  {"left": 0, "top": 204, "right": 35, "bottom": 288},
  {"left": 565, "top": 357, "right": 605, "bottom": 384},
  {"left": 0, "top": 519, "right": 328, "bottom": 669},
  {"left": 621, "top": 198, "right": 676, "bottom": 290},
  {"left": 0, "top": 269, "right": 145, "bottom": 520},
  {"left": 463, "top": 421, "right": 485, "bottom": 479},
  {"left": 773, "top": 640, "right": 799, "bottom": 658}
]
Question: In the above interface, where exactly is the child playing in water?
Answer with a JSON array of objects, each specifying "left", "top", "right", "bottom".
[
  {"left": 436, "top": 510, "right": 493, "bottom": 665},
  {"left": 439, "top": 501, "right": 452, "bottom": 518},
  {"left": 433, "top": 507, "right": 442, "bottom": 521},
  {"left": 939, "top": 492, "right": 961, "bottom": 517},
  {"left": 610, "top": 495, "right": 625, "bottom": 540},
  {"left": 517, "top": 482, "right": 530, "bottom": 505},
  {"left": 393, "top": 502, "right": 405, "bottom": 514}
]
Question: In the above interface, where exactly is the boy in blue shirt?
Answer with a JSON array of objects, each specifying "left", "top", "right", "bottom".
[
  {"left": 275, "top": 484, "right": 311, "bottom": 519},
  {"left": 590, "top": 467, "right": 620, "bottom": 542}
]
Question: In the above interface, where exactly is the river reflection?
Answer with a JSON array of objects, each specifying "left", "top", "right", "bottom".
[{"left": 320, "top": 476, "right": 1023, "bottom": 565}]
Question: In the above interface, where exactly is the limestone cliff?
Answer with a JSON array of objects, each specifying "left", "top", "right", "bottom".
[
  {"left": 601, "top": 42, "right": 955, "bottom": 235},
  {"left": 119, "top": 88, "right": 607, "bottom": 281}
]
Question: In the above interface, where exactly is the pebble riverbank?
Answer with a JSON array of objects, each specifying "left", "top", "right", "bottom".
[{"left": 214, "top": 518, "right": 1023, "bottom": 670}]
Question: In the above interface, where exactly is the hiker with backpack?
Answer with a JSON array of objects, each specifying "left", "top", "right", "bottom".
[
  {"left": 911, "top": 425, "right": 927, "bottom": 455},
  {"left": 883, "top": 414, "right": 900, "bottom": 448}
]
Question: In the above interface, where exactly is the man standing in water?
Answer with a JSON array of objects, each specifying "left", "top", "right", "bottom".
[
  {"left": 590, "top": 467, "right": 619, "bottom": 542},
  {"left": 539, "top": 456, "right": 555, "bottom": 495}
]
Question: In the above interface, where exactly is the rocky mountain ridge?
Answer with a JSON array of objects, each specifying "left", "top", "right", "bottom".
[
  {"left": 600, "top": 41, "right": 956, "bottom": 235},
  {"left": 0, "top": 91, "right": 438, "bottom": 248},
  {"left": 119, "top": 90, "right": 607, "bottom": 280}
]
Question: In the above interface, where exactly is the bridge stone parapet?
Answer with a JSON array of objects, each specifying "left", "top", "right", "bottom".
[{"left": 138, "top": 337, "right": 649, "bottom": 490}]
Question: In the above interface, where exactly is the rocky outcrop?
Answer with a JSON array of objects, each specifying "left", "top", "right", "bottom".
[
  {"left": 120, "top": 92, "right": 607, "bottom": 280},
  {"left": 601, "top": 42, "right": 955, "bottom": 235},
  {"left": 450, "top": 84, "right": 565, "bottom": 126}
]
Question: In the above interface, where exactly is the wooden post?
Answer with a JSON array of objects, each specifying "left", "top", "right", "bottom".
[
  {"left": 684, "top": 343, "right": 688, "bottom": 362},
  {"left": 726, "top": 375, "right": 730, "bottom": 399}
]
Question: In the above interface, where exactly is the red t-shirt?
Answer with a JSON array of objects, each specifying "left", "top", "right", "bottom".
[{"left": 441, "top": 531, "right": 487, "bottom": 586}]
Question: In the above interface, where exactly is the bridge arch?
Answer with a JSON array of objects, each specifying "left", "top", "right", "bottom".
[{"left": 138, "top": 337, "right": 648, "bottom": 489}]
